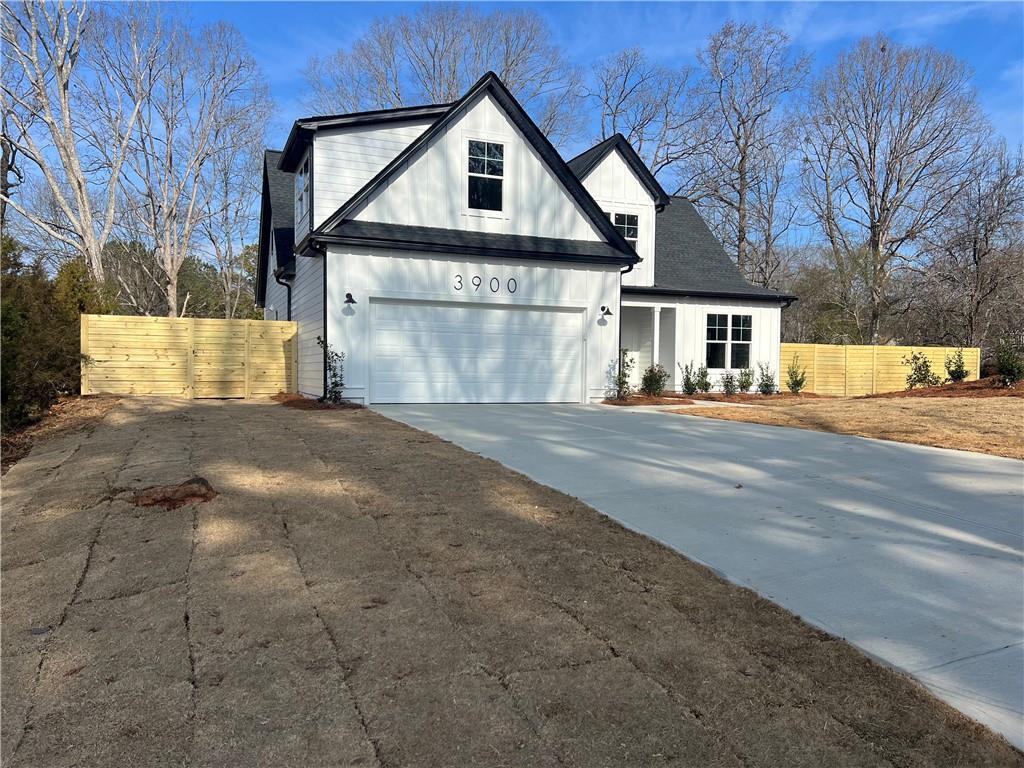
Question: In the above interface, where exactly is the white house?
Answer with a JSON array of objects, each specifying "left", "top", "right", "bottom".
[{"left": 257, "top": 72, "right": 794, "bottom": 403}]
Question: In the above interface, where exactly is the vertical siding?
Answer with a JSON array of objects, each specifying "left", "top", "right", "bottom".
[
  {"left": 313, "top": 120, "right": 434, "bottom": 229},
  {"left": 351, "top": 92, "right": 605, "bottom": 242},
  {"left": 579, "top": 149, "right": 657, "bottom": 287},
  {"left": 292, "top": 253, "right": 324, "bottom": 397}
]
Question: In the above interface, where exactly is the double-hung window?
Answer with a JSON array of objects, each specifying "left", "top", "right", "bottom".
[
  {"left": 295, "top": 156, "right": 310, "bottom": 221},
  {"left": 608, "top": 212, "right": 639, "bottom": 251},
  {"left": 706, "top": 314, "right": 752, "bottom": 368},
  {"left": 468, "top": 140, "right": 503, "bottom": 211}
]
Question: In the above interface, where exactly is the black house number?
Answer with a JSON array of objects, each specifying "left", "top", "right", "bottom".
[{"left": 454, "top": 275, "right": 517, "bottom": 294}]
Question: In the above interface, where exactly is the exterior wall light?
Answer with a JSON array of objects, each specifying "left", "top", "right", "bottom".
[
  {"left": 600, "top": 306, "right": 613, "bottom": 317},
  {"left": 344, "top": 293, "right": 357, "bottom": 304}
]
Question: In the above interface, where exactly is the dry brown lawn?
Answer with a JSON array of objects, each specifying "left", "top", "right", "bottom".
[
  {"left": 673, "top": 397, "right": 1024, "bottom": 459},
  {"left": 2, "top": 398, "right": 1021, "bottom": 767}
]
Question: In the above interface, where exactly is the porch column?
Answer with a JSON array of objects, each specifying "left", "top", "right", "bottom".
[{"left": 652, "top": 306, "right": 661, "bottom": 367}]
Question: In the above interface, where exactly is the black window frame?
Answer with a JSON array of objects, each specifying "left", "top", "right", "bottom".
[
  {"left": 608, "top": 211, "right": 639, "bottom": 251},
  {"left": 705, "top": 313, "right": 753, "bottom": 369},
  {"left": 468, "top": 140, "right": 504, "bottom": 212}
]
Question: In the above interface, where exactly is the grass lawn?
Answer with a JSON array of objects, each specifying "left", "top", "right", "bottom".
[{"left": 672, "top": 396, "right": 1024, "bottom": 459}]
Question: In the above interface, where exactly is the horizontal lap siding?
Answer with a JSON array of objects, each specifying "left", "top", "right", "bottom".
[
  {"left": 780, "top": 343, "right": 981, "bottom": 395},
  {"left": 81, "top": 315, "right": 296, "bottom": 398},
  {"left": 292, "top": 255, "right": 325, "bottom": 398}
]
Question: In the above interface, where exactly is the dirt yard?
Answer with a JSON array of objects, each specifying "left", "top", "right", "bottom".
[
  {"left": 673, "top": 397, "right": 1024, "bottom": 459},
  {"left": 2, "top": 398, "right": 1020, "bottom": 767}
]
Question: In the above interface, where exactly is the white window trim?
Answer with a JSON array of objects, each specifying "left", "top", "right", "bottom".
[
  {"left": 705, "top": 313, "right": 752, "bottom": 370},
  {"left": 295, "top": 154, "right": 310, "bottom": 222},
  {"left": 462, "top": 129, "right": 510, "bottom": 221},
  {"left": 606, "top": 209, "right": 640, "bottom": 251}
]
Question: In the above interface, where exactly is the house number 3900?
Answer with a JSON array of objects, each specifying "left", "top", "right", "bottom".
[{"left": 453, "top": 275, "right": 517, "bottom": 294}]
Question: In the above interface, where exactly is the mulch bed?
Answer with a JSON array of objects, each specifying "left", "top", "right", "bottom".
[
  {"left": 863, "top": 376, "right": 1023, "bottom": 399},
  {"left": 1, "top": 395, "right": 120, "bottom": 475},
  {"left": 603, "top": 394, "right": 695, "bottom": 406},
  {"left": 271, "top": 392, "right": 364, "bottom": 410}
]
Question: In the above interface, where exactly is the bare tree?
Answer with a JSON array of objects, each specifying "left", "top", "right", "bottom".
[
  {"left": 801, "top": 33, "right": 989, "bottom": 342},
  {"left": 684, "top": 22, "right": 809, "bottom": 279},
  {"left": 588, "top": 48, "right": 707, "bottom": 178},
  {"left": 302, "top": 4, "right": 582, "bottom": 145},
  {"left": 118, "top": 19, "right": 268, "bottom": 317},
  {"left": 0, "top": 1, "right": 159, "bottom": 281}
]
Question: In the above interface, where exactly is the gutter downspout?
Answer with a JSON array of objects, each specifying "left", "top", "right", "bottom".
[{"left": 273, "top": 268, "right": 293, "bottom": 321}]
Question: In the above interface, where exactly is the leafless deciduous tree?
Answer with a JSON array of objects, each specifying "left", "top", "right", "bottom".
[
  {"left": 303, "top": 4, "right": 582, "bottom": 145},
  {"left": 588, "top": 48, "right": 708, "bottom": 178},
  {"left": 684, "top": 22, "right": 809, "bottom": 282},
  {"left": 0, "top": 1, "right": 159, "bottom": 281},
  {"left": 801, "top": 33, "right": 989, "bottom": 342}
]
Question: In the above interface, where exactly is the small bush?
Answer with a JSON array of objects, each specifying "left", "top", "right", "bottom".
[
  {"left": 944, "top": 348, "right": 969, "bottom": 383},
  {"left": 995, "top": 338, "right": 1024, "bottom": 386},
  {"left": 612, "top": 348, "right": 634, "bottom": 400},
  {"left": 756, "top": 363, "right": 776, "bottom": 395},
  {"left": 720, "top": 371, "right": 738, "bottom": 396},
  {"left": 737, "top": 368, "right": 754, "bottom": 393},
  {"left": 317, "top": 336, "right": 346, "bottom": 403},
  {"left": 695, "top": 364, "right": 712, "bottom": 393},
  {"left": 639, "top": 363, "right": 670, "bottom": 396},
  {"left": 679, "top": 362, "right": 698, "bottom": 395},
  {"left": 785, "top": 354, "right": 807, "bottom": 394},
  {"left": 903, "top": 351, "right": 941, "bottom": 389}
]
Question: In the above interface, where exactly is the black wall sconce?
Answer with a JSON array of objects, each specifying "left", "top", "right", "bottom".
[
  {"left": 600, "top": 305, "right": 613, "bottom": 317},
  {"left": 344, "top": 292, "right": 357, "bottom": 304}
]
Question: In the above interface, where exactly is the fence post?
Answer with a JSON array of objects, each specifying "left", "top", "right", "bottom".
[
  {"left": 80, "top": 314, "right": 91, "bottom": 395},
  {"left": 244, "top": 320, "right": 252, "bottom": 399},
  {"left": 187, "top": 319, "right": 196, "bottom": 399},
  {"left": 871, "top": 345, "right": 878, "bottom": 394},
  {"left": 291, "top": 325, "right": 299, "bottom": 393}
]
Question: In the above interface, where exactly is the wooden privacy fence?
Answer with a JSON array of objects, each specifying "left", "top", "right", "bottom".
[
  {"left": 779, "top": 343, "right": 981, "bottom": 396},
  {"left": 81, "top": 314, "right": 298, "bottom": 398}
]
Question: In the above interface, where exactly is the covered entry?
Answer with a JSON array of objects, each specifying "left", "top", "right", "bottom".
[{"left": 620, "top": 304, "right": 676, "bottom": 389}]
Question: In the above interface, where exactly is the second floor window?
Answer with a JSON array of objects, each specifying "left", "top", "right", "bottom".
[
  {"left": 295, "top": 156, "right": 309, "bottom": 220},
  {"left": 468, "top": 140, "right": 503, "bottom": 211},
  {"left": 609, "top": 212, "right": 639, "bottom": 251}
]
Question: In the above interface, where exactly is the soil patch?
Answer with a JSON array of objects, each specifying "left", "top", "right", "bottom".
[
  {"left": 1, "top": 395, "right": 120, "bottom": 474},
  {"left": 133, "top": 478, "right": 218, "bottom": 510},
  {"left": 672, "top": 396, "right": 1024, "bottom": 459},
  {"left": 863, "top": 376, "right": 1023, "bottom": 399},
  {"left": 271, "top": 392, "right": 363, "bottom": 410}
]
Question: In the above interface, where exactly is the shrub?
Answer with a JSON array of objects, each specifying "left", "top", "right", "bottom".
[
  {"left": 612, "top": 348, "right": 634, "bottom": 400},
  {"left": 679, "top": 362, "right": 698, "bottom": 395},
  {"left": 720, "top": 371, "right": 738, "bottom": 396},
  {"left": 317, "top": 336, "right": 346, "bottom": 403},
  {"left": 756, "top": 363, "right": 776, "bottom": 395},
  {"left": 944, "top": 348, "right": 969, "bottom": 383},
  {"left": 695, "top": 364, "right": 712, "bottom": 393},
  {"left": 639, "top": 363, "right": 670, "bottom": 396},
  {"left": 995, "top": 338, "right": 1024, "bottom": 386},
  {"left": 903, "top": 351, "right": 941, "bottom": 389},
  {"left": 785, "top": 354, "right": 807, "bottom": 394},
  {"left": 737, "top": 367, "right": 754, "bottom": 393}
]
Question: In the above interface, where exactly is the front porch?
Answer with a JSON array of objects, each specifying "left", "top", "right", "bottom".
[{"left": 621, "top": 303, "right": 678, "bottom": 390}]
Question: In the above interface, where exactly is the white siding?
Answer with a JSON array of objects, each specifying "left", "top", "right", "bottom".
[
  {"left": 579, "top": 149, "right": 657, "bottom": 287},
  {"left": 264, "top": 275, "right": 287, "bottom": 321},
  {"left": 326, "top": 245, "right": 620, "bottom": 403},
  {"left": 292, "top": 253, "right": 324, "bottom": 397},
  {"left": 351, "top": 93, "right": 606, "bottom": 242},
  {"left": 312, "top": 119, "right": 434, "bottom": 229}
]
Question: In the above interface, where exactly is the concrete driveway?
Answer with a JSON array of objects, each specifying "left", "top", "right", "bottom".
[{"left": 376, "top": 403, "right": 1024, "bottom": 748}]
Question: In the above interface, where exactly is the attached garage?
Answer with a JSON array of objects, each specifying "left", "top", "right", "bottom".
[{"left": 369, "top": 300, "right": 584, "bottom": 404}]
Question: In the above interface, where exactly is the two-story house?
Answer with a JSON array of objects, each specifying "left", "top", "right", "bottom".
[{"left": 257, "top": 72, "right": 793, "bottom": 403}]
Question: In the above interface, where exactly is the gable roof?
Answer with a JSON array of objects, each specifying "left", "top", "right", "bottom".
[
  {"left": 256, "top": 149, "right": 296, "bottom": 306},
  {"left": 567, "top": 134, "right": 670, "bottom": 209},
  {"left": 623, "top": 196, "right": 794, "bottom": 303},
  {"left": 313, "top": 71, "right": 637, "bottom": 263}
]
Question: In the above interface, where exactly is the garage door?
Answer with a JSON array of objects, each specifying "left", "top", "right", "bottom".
[{"left": 370, "top": 300, "right": 583, "bottom": 403}]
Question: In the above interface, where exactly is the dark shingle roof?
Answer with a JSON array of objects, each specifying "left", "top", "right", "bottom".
[
  {"left": 318, "top": 220, "right": 634, "bottom": 265},
  {"left": 256, "top": 150, "right": 296, "bottom": 306},
  {"left": 566, "top": 135, "right": 670, "bottom": 208},
  {"left": 627, "top": 196, "right": 792, "bottom": 302}
]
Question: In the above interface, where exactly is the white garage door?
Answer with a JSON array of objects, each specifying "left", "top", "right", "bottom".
[{"left": 370, "top": 300, "right": 583, "bottom": 403}]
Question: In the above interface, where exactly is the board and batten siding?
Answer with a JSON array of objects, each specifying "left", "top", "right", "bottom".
[
  {"left": 291, "top": 253, "right": 324, "bottom": 397},
  {"left": 312, "top": 119, "right": 434, "bottom": 230},
  {"left": 325, "top": 245, "right": 621, "bottom": 403},
  {"left": 578, "top": 149, "right": 657, "bottom": 288},
  {"left": 350, "top": 92, "right": 606, "bottom": 242}
]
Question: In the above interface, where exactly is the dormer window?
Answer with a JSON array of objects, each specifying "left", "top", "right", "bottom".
[
  {"left": 295, "top": 156, "right": 310, "bottom": 220},
  {"left": 610, "top": 212, "right": 639, "bottom": 251},
  {"left": 468, "top": 140, "right": 503, "bottom": 211}
]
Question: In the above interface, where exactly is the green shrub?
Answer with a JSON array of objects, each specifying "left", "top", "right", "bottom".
[
  {"left": 720, "top": 371, "right": 738, "bottom": 396},
  {"left": 612, "top": 348, "right": 634, "bottom": 400},
  {"left": 944, "top": 348, "right": 969, "bottom": 383},
  {"left": 639, "top": 363, "right": 670, "bottom": 396},
  {"left": 903, "top": 351, "right": 941, "bottom": 389},
  {"left": 695, "top": 364, "right": 712, "bottom": 393},
  {"left": 316, "top": 336, "right": 346, "bottom": 403},
  {"left": 679, "top": 362, "right": 698, "bottom": 395},
  {"left": 995, "top": 338, "right": 1024, "bottom": 386},
  {"left": 738, "top": 368, "right": 754, "bottom": 393},
  {"left": 785, "top": 354, "right": 807, "bottom": 394},
  {"left": 756, "top": 363, "right": 776, "bottom": 395}
]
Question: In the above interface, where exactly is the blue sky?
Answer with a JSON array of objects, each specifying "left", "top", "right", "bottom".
[{"left": 189, "top": 1, "right": 1024, "bottom": 154}]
